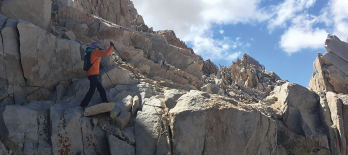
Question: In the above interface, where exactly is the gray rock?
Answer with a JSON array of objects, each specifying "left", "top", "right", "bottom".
[
  {"left": 135, "top": 97, "right": 164, "bottom": 155},
  {"left": 1, "top": 0, "right": 51, "bottom": 30},
  {"left": 325, "top": 35, "right": 348, "bottom": 63},
  {"left": 170, "top": 91, "right": 277, "bottom": 155},
  {"left": 271, "top": 82, "right": 321, "bottom": 137},
  {"left": 326, "top": 92, "right": 346, "bottom": 154},
  {"left": 202, "top": 83, "right": 224, "bottom": 95},
  {"left": 63, "top": 30, "right": 76, "bottom": 41},
  {"left": 132, "top": 95, "right": 140, "bottom": 117},
  {"left": 110, "top": 95, "right": 133, "bottom": 119},
  {"left": 112, "top": 127, "right": 125, "bottom": 140},
  {"left": 2, "top": 19, "right": 25, "bottom": 87},
  {"left": 0, "top": 140, "right": 8, "bottom": 155},
  {"left": 17, "top": 20, "right": 83, "bottom": 92},
  {"left": 81, "top": 117, "right": 110, "bottom": 155},
  {"left": 113, "top": 92, "right": 136, "bottom": 104},
  {"left": 116, "top": 110, "right": 131, "bottom": 129},
  {"left": 50, "top": 106, "right": 83, "bottom": 154},
  {"left": 108, "top": 135, "right": 135, "bottom": 155},
  {"left": 163, "top": 89, "right": 184, "bottom": 109},
  {"left": 321, "top": 52, "right": 348, "bottom": 76},
  {"left": 100, "top": 66, "right": 135, "bottom": 89},
  {"left": 0, "top": 102, "right": 52, "bottom": 154},
  {"left": 123, "top": 127, "right": 135, "bottom": 145},
  {"left": 84, "top": 102, "right": 115, "bottom": 117}
]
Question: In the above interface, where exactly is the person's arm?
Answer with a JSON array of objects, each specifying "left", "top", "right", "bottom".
[{"left": 94, "top": 46, "right": 113, "bottom": 57}]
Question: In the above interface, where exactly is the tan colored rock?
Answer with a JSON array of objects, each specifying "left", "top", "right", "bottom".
[
  {"left": 132, "top": 95, "right": 140, "bottom": 117},
  {"left": 73, "top": 0, "right": 132, "bottom": 28},
  {"left": 84, "top": 103, "right": 115, "bottom": 117},
  {"left": 115, "top": 110, "right": 131, "bottom": 129},
  {"left": 108, "top": 135, "right": 135, "bottom": 155},
  {"left": 202, "top": 59, "right": 219, "bottom": 75},
  {"left": 326, "top": 65, "right": 348, "bottom": 94},
  {"left": 326, "top": 92, "right": 346, "bottom": 155},
  {"left": 63, "top": 30, "right": 76, "bottom": 41},
  {"left": 157, "top": 30, "right": 188, "bottom": 49},
  {"left": 1, "top": 0, "right": 51, "bottom": 30},
  {"left": 17, "top": 20, "right": 83, "bottom": 93},
  {"left": 271, "top": 82, "right": 321, "bottom": 137},
  {"left": 321, "top": 52, "right": 348, "bottom": 75},
  {"left": 170, "top": 91, "right": 277, "bottom": 154},
  {"left": 100, "top": 66, "right": 135, "bottom": 89},
  {"left": 58, "top": 6, "right": 96, "bottom": 26},
  {"left": 325, "top": 35, "right": 348, "bottom": 63}
]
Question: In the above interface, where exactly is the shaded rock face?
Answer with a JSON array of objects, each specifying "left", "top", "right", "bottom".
[
  {"left": 202, "top": 59, "right": 219, "bottom": 75},
  {"left": 270, "top": 82, "right": 322, "bottom": 137},
  {"left": 310, "top": 35, "right": 348, "bottom": 94}
]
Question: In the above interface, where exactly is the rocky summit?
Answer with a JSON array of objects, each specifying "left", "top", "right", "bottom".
[{"left": 0, "top": 0, "right": 347, "bottom": 155}]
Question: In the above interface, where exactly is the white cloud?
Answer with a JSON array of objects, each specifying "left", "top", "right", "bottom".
[
  {"left": 329, "top": 0, "right": 348, "bottom": 40},
  {"left": 192, "top": 36, "right": 245, "bottom": 61},
  {"left": 280, "top": 14, "right": 328, "bottom": 53},
  {"left": 267, "top": 0, "right": 317, "bottom": 31},
  {"left": 132, "top": 0, "right": 267, "bottom": 62},
  {"left": 132, "top": 0, "right": 346, "bottom": 57}
]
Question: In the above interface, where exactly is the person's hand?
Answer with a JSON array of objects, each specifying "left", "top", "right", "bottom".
[{"left": 110, "top": 42, "right": 115, "bottom": 47}]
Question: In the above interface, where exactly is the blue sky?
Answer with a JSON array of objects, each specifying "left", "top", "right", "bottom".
[{"left": 132, "top": 0, "right": 348, "bottom": 87}]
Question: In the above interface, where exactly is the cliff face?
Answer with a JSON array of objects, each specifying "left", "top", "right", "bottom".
[{"left": 0, "top": 0, "right": 347, "bottom": 154}]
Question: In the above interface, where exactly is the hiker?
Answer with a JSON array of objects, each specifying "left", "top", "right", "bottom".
[{"left": 80, "top": 41, "right": 115, "bottom": 108}]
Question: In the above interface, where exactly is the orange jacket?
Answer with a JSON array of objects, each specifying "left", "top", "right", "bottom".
[{"left": 86, "top": 46, "right": 113, "bottom": 77}]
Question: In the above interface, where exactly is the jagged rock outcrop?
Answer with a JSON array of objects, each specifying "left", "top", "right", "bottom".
[
  {"left": 202, "top": 59, "right": 219, "bottom": 75},
  {"left": 310, "top": 35, "right": 348, "bottom": 94},
  {"left": 157, "top": 30, "right": 188, "bottom": 49}
]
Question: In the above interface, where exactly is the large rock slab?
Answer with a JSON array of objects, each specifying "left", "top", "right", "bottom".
[
  {"left": 309, "top": 55, "right": 334, "bottom": 92},
  {"left": 321, "top": 52, "right": 348, "bottom": 76},
  {"left": 80, "top": 117, "right": 109, "bottom": 154},
  {"left": 50, "top": 106, "right": 84, "bottom": 155},
  {"left": 318, "top": 92, "right": 341, "bottom": 155},
  {"left": 108, "top": 135, "right": 135, "bottom": 155},
  {"left": 17, "top": 20, "right": 84, "bottom": 96},
  {"left": 271, "top": 82, "right": 321, "bottom": 137},
  {"left": 2, "top": 19, "right": 25, "bottom": 87},
  {"left": 135, "top": 97, "right": 165, "bottom": 155},
  {"left": 325, "top": 35, "right": 348, "bottom": 63},
  {"left": 325, "top": 65, "right": 348, "bottom": 94},
  {"left": 0, "top": 102, "right": 53, "bottom": 154},
  {"left": 163, "top": 89, "right": 184, "bottom": 109},
  {"left": 1, "top": 0, "right": 51, "bottom": 30},
  {"left": 326, "top": 92, "right": 346, "bottom": 155},
  {"left": 84, "top": 102, "right": 115, "bottom": 117},
  {"left": 100, "top": 66, "right": 135, "bottom": 89},
  {"left": 170, "top": 90, "right": 277, "bottom": 154},
  {"left": 0, "top": 14, "right": 8, "bottom": 101}
]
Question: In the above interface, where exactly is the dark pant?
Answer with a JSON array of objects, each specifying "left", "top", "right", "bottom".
[{"left": 80, "top": 75, "right": 108, "bottom": 107}]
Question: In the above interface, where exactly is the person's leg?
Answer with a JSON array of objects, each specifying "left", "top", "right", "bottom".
[
  {"left": 95, "top": 77, "right": 108, "bottom": 103},
  {"left": 80, "top": 75, "right": 98, "bottom": 107}
]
